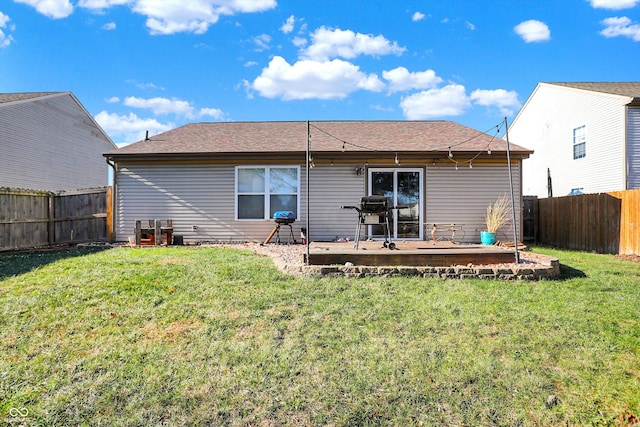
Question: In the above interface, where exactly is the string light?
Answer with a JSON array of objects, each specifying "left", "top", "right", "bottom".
[{"left": 308, "top": 121, "right": 504, "bottom": 171}]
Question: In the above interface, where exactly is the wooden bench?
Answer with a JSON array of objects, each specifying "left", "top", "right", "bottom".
[{"left": 134, "top": 219, "right": 174, "bottom": 246}]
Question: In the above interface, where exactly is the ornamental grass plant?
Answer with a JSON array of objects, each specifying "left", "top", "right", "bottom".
[{"left": 484, "top": 194, "right": 512, "bottom": 232}]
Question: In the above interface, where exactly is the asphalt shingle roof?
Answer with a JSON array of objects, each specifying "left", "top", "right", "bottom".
[
  {"left": 547, "top": 82, "right": 640, "bottom": 99},
  {"left": 0, "top": 92, "right": 63, "bottom": 104},
  {"left": 105, "top": 120, "right": 531, "bottom": 158}
]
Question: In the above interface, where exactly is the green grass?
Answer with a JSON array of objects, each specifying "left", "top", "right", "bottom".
[{"left": 1, "top": 246, "right": 639, "bottom": 426}]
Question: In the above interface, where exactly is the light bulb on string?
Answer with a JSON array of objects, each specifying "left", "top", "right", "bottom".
[
  {"left": 448, "top": 147, "right": 453, "bottom": 158},
  {"left": 394, "top": 153, "right": 399, "bottom": 164}
]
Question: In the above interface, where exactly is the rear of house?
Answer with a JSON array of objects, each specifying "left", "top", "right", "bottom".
[{"left": 104, "top": 121, "right": 531, "bottom": 244}]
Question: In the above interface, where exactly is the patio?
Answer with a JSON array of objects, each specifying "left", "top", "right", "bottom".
[{"left": 305, "top": 240, "right": 519, "bottom": 267}]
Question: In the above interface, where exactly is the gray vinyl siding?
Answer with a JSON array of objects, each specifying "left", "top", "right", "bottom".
[
  {"left": 306, "top": 164, "right": 366, "bottom": 241},
  {"left": 116, "top": 164, "right": 262, "bottom": 242},
  {"left": 115, "top": 163, "right": 366, "bottom": 242},
  {"left": 0, "top": 93, "right": 114, "bottom": 191},
  {"left": 115, "top": 161, "right": 522, "bottom": 243},
  {"left": 628, "top": 107, "right": 640, "bottom": 189},
  {"left": 426, "top": 162, "right": 522, "bottom": 243}
]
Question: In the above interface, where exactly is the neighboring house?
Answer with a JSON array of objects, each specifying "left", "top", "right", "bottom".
[
  {"left": 103, "top": 121, "right": 532, "bottom": 243},
  {"left": 0, "top": 92, "right": 116, "bottom": 191},
  {"left": 508, "top": 82, "right": 640, "bottom": 198}
]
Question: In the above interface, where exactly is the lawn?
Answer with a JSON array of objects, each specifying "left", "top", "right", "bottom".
[{"left": 1, "top": 246, "right": 639, "bottom": 426}]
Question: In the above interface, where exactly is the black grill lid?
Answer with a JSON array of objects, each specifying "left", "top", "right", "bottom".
[{"left": 360, "top": 196, "right": 389, "bottom": 213}]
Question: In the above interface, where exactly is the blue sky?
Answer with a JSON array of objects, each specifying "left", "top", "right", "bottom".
[{"left": 1, "top": 0, "right": 639, "bottom": 146}]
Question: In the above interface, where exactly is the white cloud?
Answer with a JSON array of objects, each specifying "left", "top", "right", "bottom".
[
  {"left": 600, "top": 16, "right": 640, "bottom": 40},
  {"left": 292, "top": 36, "right": 307, "bottom": 48},
  {"left": 252, "top": 56, "right": 384, "bottom": 100},
  {"left": 103, "top": 22, "right": 116, "bottom": 30},
  {"left": 382, "top": 67, "right": 443, "bottom": 93},
  {"left": 514, "top": 20, "right": 551, "bottom": 43},
  {"left": 106, "top": 96, "right": 120, "bottom": 103},
  {"left": 301, "top": 26, "right": 406, "bottom": 61},
  {"left": 466, "top": 21, "right": 476, "bottom": 31},
  {"left": 588, "top": 0, "right": 640, "bottom": 9},
  {"left": 253, "top": 33, "right": 271, "bottom": 51},
  {"left": 398, "top": 85, "right": 520, "bottom": 119},
  {"left": 123, "top": 96, "right": 224, "bottom": 119},
  {"left": 0, "top": 12, "right": 14, "bottom": 48},
  {"left": 14, "top": 0, "right": 73, "bottom": 19},
  {"left": 0, "top": 11, "right": 10, "bottom": 27},
  {"left": 78, "top": 0, "right": 130, "bottom": 10},
  {"left": 281, "top": 15, "right": 295, "bottom": 34},
  {"left": 400, "top": 84, "right": 471, "bottom": 119},
  {"left": 94, "top": 110, "right": 173, "bottom": 144},
  {"left": 77, "top": 0, "right": 277, "bottom": 35},
  {"left": 470, "top": 89, "right": 521, "bottom": 116},
  {"left": 412, "top": 12, "right": 425, "bottom": 22},
  {"left": 126, "top": 80, "right": 165, "bottom": 91}
]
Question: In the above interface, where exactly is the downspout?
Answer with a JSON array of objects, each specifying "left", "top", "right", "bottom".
[
  {"left": 306, "top": 121, "right": 310, "bottom": 266},
  {"left": 106, "top": 157, "right": 116, "bottom": 242}
]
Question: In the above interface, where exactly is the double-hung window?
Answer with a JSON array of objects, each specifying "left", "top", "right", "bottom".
[
  {"left": 236, "top": 166, "right": 299, "bottom": 220},
  {"left": 573, "top": 125, "right": 586, "bottom": 160}
]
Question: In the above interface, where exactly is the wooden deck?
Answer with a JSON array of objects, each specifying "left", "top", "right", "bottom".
[{"left": 306, "top": 240, "right": 518, "bottom": 266}]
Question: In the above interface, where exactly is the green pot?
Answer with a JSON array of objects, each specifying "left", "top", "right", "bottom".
[{"left": 480, "top": 231, "right": 497, "bottom": 245}]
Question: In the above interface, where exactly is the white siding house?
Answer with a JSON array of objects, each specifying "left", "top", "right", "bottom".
[
  {"left": 104, "top": 121, "right": 531, "bottom": 244},
  {"left": 508, "top": 82, "right": 640, "bottom": 198},
  {"left": 0, "top": 92, "right": 116, "bottom": 191}
]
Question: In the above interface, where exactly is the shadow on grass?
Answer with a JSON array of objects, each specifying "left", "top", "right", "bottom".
[
  {"left": 558, "top": 263, "right": 588, "bottom": 280},
  {"left": 0, "top": 247, "right": 111, "bottom": 280}
]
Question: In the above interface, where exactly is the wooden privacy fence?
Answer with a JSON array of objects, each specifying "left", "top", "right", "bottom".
[
  {"left": 535, "top": 189, "right": 640, "bottom": 255},
  {"left": 0, "top": 187, "right": 111, "bottom": 251}
]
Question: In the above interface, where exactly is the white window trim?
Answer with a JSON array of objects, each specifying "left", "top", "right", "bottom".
[
  {"left": 573, "top": 125, "right": 586, "bottom": 160},
  {"left": 235, "top": 165, "right": 301, "bottom": 221}
]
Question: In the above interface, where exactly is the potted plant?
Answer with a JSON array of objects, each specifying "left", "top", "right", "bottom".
[{"left": 481, "top": 194, "right": 511, "bottom": 245}]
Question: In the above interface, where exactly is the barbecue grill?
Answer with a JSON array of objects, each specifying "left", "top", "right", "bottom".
[
  {"left": 264, "top": 211, "right": 296, "bottom": 244},
  {"left": 340, "top": 196, "right": 396, "bottom": 250}
]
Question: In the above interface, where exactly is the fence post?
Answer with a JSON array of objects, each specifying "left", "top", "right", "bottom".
[
  {"left": 48, "top": 193, "right": 55, "bottom": 245},
  {"left": 106, "top": 186, "right": 113, "bottom": 242}
]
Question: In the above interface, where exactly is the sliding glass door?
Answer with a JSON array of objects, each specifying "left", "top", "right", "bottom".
[{"left": 369, "top": 168, "right": 423, "bottom": 240}]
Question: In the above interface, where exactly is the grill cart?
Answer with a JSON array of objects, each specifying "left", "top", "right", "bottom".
[
  {"left": 264, "top": 211, "right": 296, "bottom": 244},
  {"left": 340, "top": 196, "right": 396, "bottom": 250}
]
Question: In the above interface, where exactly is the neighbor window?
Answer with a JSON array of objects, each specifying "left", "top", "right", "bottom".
[
  {"left": 236, "top": 166, "right": 299, "bottom": 220},
  {"left": 573, "top": 125, "right": 586, "bottom": 159}
]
